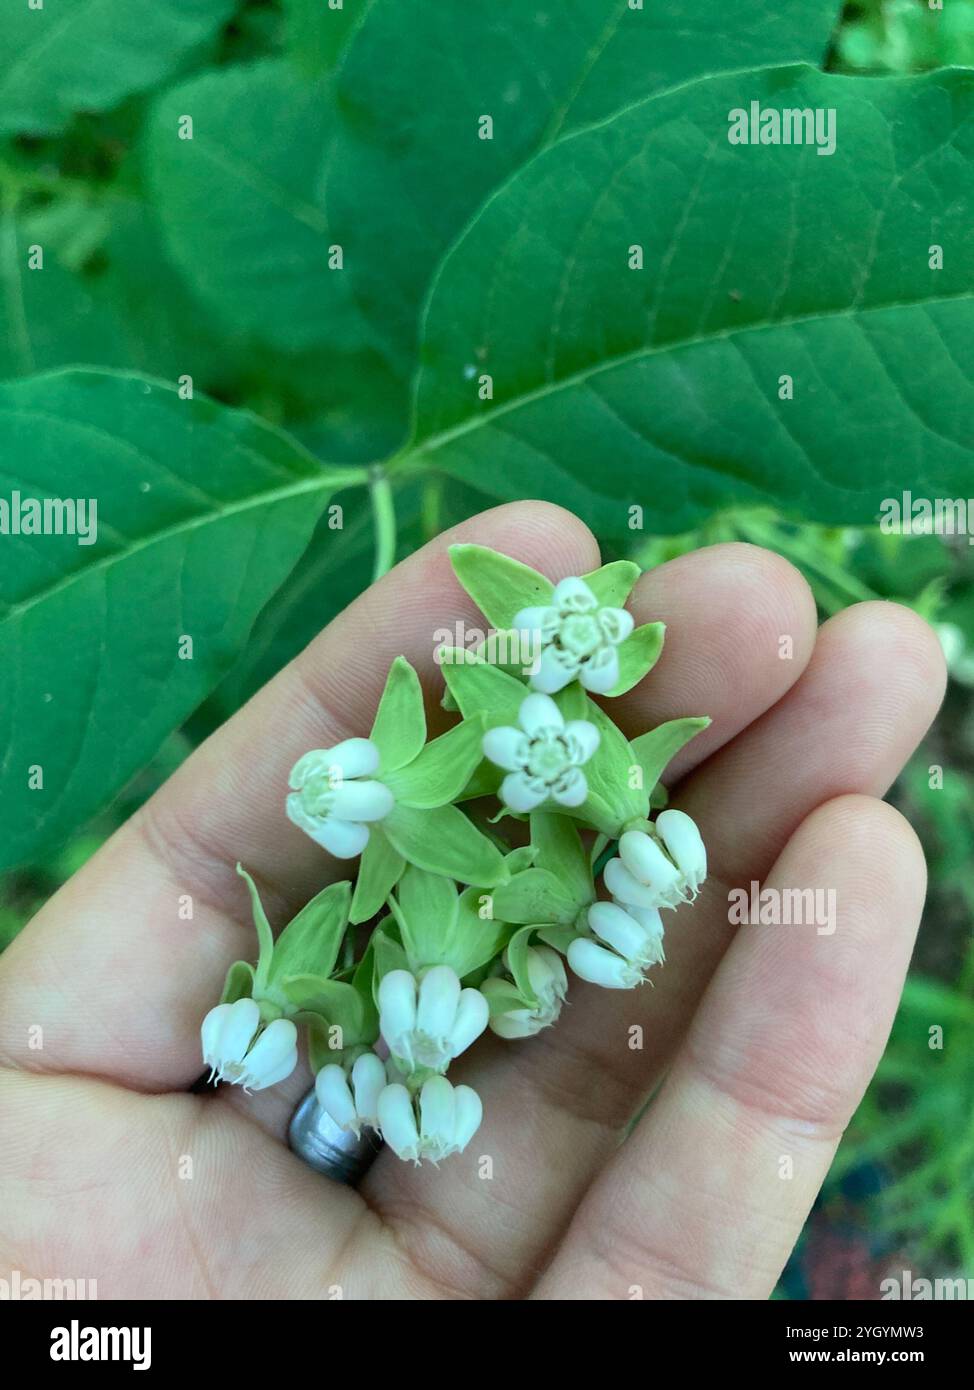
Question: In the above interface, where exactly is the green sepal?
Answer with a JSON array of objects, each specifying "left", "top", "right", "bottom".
[
  {"left": 349, "top": 827, "right": 405, "bottom": 924},
  {"left": 631, "top": 716, "right": 711, "bottom": 793},
  {"left": 537, "top": 924, "right": 579, "bottom": 955},
  {"left": 219, "top": 959, "right": 256, "bottom": 1006},
  {"left": 384, "top": 714, "right": 488, "bottom": 808},
  {"left": 383, "top": 801, "right": 508, "bottom": 886},
  {"left": 505, "top": 844, "right": 539, "bottom": 874},
  {"left": 370, "top": 656, "right": 427, "bottom": 772},
  {"left": 449, "top": 543, "right": 553, "bottom": 629},
  {"left": 606, "top": 621, "right": 666, "bottom": 697},
  {"left": 483, "top": 980, "right": 529, "bottom": 1017},
  {"left": 582, "top": 560, "right": 640, "bottom": 608},
  {"left": 236, "top": 863, "right": 275, "bottom": 991},
  {"left": 267, "top": 880, "right": 351, "bottom": 984},
  {"left": 505, "top": 925, "right": 541, "bottom": 1006}
]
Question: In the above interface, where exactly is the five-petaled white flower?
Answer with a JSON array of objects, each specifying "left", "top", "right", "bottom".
[
  {"left": 514, "top": 576, "right": 634, "bottom": 695},
  {"left": 377, "top": 1074, "right": 483, "bottom": 1164},
  {"left": 378, "top": 966, "right": 489, "bottom": 1075},
  {"left": 201, "top": 997, "right": 298, "bottom": 1091},
  {"left": 568, "top": 900, "right": 665, "bottom": 990},
  {"left": 482, "top": 692, "right": 599, "bottom": 813},
  {"left": 286, "top": 736, "right": 394, "bottom": 859},
  {"left": 315, "top": 1052, "right": 387, "bottom": 1137},
  {"left": 484, "top": 945, "right": 569, "bottom": 1039}
]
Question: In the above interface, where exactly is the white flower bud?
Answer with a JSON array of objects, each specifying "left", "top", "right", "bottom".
[
  {"left": 200, "top": 997, "right": 298, "bottom": 1091},
  {"left": 379, "top": 966, "right": 488, "bottom": 1075},
  {"left": 376, "top": 1076, "right": 483, "bottom": 1165},
  {"left": 486, "top": 946, "right": 568, "bottom": 1039}
]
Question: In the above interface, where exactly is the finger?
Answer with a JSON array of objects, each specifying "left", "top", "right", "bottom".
[
  {"left": 534, "top": 794, "right": 927, "bottom": 1299},
  {"left": 361, "top": 543, "right": 818, "bottom": 1291},
  {"left": 0, "top": 501, "right": 600, "bottom": 1088}
]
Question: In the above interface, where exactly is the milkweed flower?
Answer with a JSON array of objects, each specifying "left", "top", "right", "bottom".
[
  {"left": 483, "top": 692, "right": 599, "bottom": 813},
  {"left": 513, "top": 576, "right": 634, "bottom": 695},
  {"left": 315, "top": 1052, "right": 387, "bottom": 1136},
  {"left": 201, "top": 997, "right": 298, "bottom": 1091},
  {"left": 615, "top": 810, "right": 707, "bottom": 910},
  {"left": 484, "top": 945, "right": 569, "bottom": 1039},
  {"left": 286, "top": 737, "right": 394, "bottom": 858},
  {"left": 378, "top": 966, "right": 489, "bottom": 1075},
  {"left": 377, "top": 1075, "right": 483, "bottom": 1164},
  {"left": 568, "top": 901, "right": 665, "bottom": 990}
]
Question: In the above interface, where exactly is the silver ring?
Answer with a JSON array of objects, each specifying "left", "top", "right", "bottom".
[{"left": 288, "top": 1087, "right": 382, "bottom": 1184}]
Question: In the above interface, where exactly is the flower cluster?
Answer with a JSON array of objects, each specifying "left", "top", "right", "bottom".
[{"left": 199, "top": 544, "right": 709, "bottom": 1166}]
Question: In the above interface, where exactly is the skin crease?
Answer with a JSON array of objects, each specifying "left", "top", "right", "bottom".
[{"left": 0, "top": 501, "right": 946, "bottom": 1300}]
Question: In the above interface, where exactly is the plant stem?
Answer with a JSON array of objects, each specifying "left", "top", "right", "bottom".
[{"left": 369, "top": 466, "right": 397, "bottom": 583}]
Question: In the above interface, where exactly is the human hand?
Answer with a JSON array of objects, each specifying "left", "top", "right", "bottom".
[{"left": 0, "top": 502, "right": 945, "bottom": 1299}]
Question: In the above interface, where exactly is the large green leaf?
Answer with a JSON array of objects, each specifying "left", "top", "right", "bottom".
[
  {"left": 0, "top": 369, "right": 364, "bottom": 869},
  {"left": 144, "top": 59, "right": 374, "bottom": 356},
  {"left": 324, "top": 0, "right": 843, "bottom": 354},
  {"left": 406, "top": 66, "right": 974, "bottom": 536},
  {"left": 0, "top": 0, "right": 236, "bottom": 136}
]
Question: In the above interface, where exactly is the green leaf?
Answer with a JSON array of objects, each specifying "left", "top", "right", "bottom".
[
  {"left": 567, "top": 698, "right": 648, "bottom": 835},
  {"left": 408, "top": 66, "right": 974, "bottom": 537},
  {"left": 371, "top": 656, "right": 427, "bottom": 773},
  {"left": 608, "top": 622, "right": 666, "bottom": 698},
  {"left": 492, "top": 869, "right": 579, "bottom": 928},
  {"left": 451, "top": 887, "right": 512, "bottom": 978},
  {"left": 236, "top": 866, "right": 275, "bottom": 990},
  {"left": 530, "top": 812, "right": 593, "bottom": 908},
  {"left": 283, "top": 976, "right": 371, "bottom": 1047},
  {"left": 631, "top": 717, "right": 711, "bottom": 792},
  {"left": 371, "top": 924, "right": 409, "bottom": 988},
  {"left": 0, "top": 369, "right": 364, "bottom": 870},
  {"left": 349, "top": 828, "right": 405, "bottom": 926},
  {"left": 144, "top": 59, "right": 374, "bottom": 356},
  {"left": 219, "top": 959, "right": 256, "bottom": 1007},
  {"left": 268, "top": 881, "right": 351, "bottom": 984},
  {"left": 582, "top": 561, "right": 641, "bottom": 609},
  {"left": 439, "top": 649, "right": 527, "bottom": 726},
  {"left": 382, "top": 803, "right": 507, "bottom": 886},
  {"left": 282, "top": 0, "right": 359, "bottom": 77},
  {"left": 392, "top": 865, "right": 460, "bottom": 971},
  {"left": 482, "top": 979, "right": 527, "bottom": 1017},
  {"left": 384, "top": 715, "right": 487, "bottom": 809},
  {"left": 0, "top": 0, "right": 237, "bottom": 137},
  {"left": 324, "top": 0, "right": 843, "bottom": 357},
  {"left": 449, "top": 543, "right": 552, "bottom": 629}
]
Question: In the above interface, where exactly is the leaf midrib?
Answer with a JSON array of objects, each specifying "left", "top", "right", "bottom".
[
  {"left": 0, "top": 454, "right": 365, "bottom": 626},
  {"left": 404, "top": 289, "right": 974, "bottom": 467}
]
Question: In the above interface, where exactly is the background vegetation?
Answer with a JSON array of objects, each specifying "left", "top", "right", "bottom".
[{"left": 0, "top": 0, "right": 971, "bottom": 1297}]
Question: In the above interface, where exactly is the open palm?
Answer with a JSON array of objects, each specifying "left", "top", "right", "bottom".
[{"left": 0, "top": 502, "right": 944, "bottom": 1300}]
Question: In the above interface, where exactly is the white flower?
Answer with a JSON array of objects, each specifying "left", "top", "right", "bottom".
[
  {"left": 315, "top": 1052, "right": 387, "bottom": 1137},
  {"left": 568, "top": 901, "right": 665, "bottom": 990},
  {"left": 286, "top": 737, "right": 394, "bottom": 858},
  {"left": 377, "top": 1075, "right": 483, "bottom": 1164},
  {"left": 378, "top": 966, "right": 489, "bottom": 1075},
  {"left": 482, "top": 692, "right": 599, "bottom": 813},
  {"left": 484, "top": 945, "right": 569, "bottom": 1039},
  {"left": 616, "top": 810, "right": 707, "bottom": 910},
  {"left": 514, "top": 576, "right": 634, "bottom": 695},
  {"left": 201, "top": 998, "right": 298, "bottom": 1091}
]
